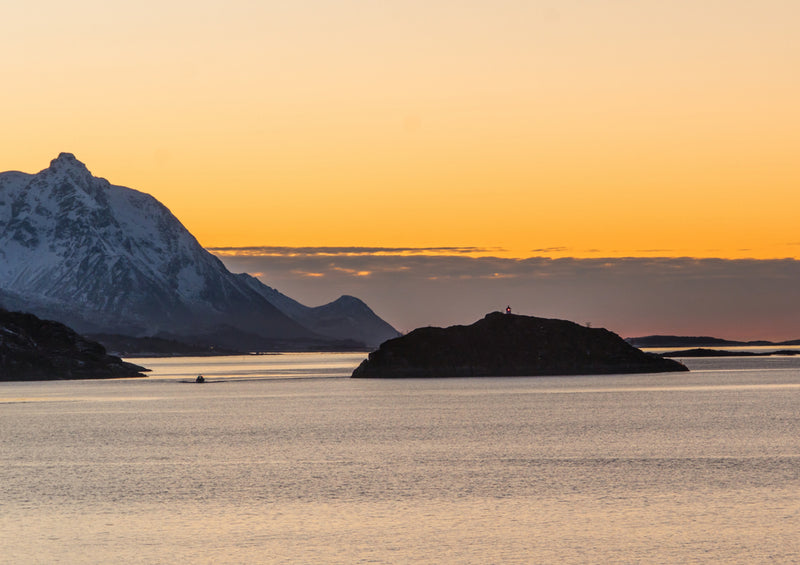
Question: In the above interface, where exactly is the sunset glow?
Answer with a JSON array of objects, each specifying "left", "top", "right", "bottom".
[{"left": 3, "top": 1, "right": 799, "bottom": 260}]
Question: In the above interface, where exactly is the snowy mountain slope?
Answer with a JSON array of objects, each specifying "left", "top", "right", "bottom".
[{"left": 0, "top": 154, "right": 397, "bottom": 348}]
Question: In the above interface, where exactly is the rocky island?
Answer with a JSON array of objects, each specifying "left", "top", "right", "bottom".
[
  {"left": 0, "top": 308, "right": 147, "bottom": 381},
  {"left": 352, "top": 312, "right": 688, "bottom": 378}
]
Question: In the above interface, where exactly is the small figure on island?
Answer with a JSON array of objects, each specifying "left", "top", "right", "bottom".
[
  {"left": 505, "top": 305, "right": 512, "bottom": 315},
  {"left": 196, "top": 375, "right": 205, "bottom": 383}
]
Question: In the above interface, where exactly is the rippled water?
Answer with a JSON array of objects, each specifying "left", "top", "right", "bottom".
[{"left": 2, "top": 353, "right": 799, "bottom": 563}]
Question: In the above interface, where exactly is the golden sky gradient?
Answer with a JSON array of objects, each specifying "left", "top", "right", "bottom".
[{"left": 3, "top": 1, "right": 799, "bottom": 259}]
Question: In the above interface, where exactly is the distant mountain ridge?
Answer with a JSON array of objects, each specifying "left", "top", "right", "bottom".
[
  {"left": 235, "top": 274, "right": 397, "bottom": 348},
  {"left": 626, "top": 335, "right": 800, "bottom": 348},
  {"left": 0, "top": 153, "right": 399, "bottom": 349}
]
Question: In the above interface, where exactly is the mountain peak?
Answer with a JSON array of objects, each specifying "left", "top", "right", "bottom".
[
  {"left": 40, "top": 153, "right": 105, "bottom": 200},
  {"left": 48, "top": 152, "right": 90, "bottom": 175},
  {"left": 333, "top": 295, "right": 364, "bottom": 305},
  {"left": 42, "top": 152, "right": 93, "bottom": 182}
]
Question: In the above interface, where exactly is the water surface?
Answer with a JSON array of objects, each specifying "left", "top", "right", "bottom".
[{"left": 2, "top": 354, "right": 798, "bottom": 563}]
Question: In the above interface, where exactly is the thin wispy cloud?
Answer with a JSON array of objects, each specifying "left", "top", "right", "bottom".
[
  {"left": 208, "top": 246, "right": 505, "bottom": 257},
  {"left": 528, "top": 246, "right": 570, "bottom": 254}
]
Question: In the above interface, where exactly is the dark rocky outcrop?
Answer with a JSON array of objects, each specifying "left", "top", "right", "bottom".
[
  {"left": 0, "top": 308, "right": 147, "bottom": 380},
  {"left": 352, "top": 312, "right": 688, "bottom": 378}
]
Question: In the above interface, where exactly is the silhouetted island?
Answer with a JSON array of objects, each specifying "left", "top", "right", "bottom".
[
  {"left": 0, "top": 308, "right": 147, "bottom": 381},
  {"left": 352, "top": 312, "right": 688, "bottom": 378}
]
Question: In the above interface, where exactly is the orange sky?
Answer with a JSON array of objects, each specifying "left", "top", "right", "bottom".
[{"left": 3, "top": 1, "right": 799, "bottom": 259}]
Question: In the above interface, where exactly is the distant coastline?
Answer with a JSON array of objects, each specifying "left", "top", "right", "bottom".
[
  {"left": 93, "top": 333, "right": 372, "bottom": 358},
  {"left": 660, "top": 347, "right": 800, "bottom": 358},
  {"left": 626, "top": 335, "right": 800, "bottom": 348}
]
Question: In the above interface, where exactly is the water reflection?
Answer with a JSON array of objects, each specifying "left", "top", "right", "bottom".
[{"left": 127, "top": 352, "right": 368, "bottom": 381}]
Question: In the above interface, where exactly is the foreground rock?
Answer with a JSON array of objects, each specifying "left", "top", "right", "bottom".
[
  {"left": 352, "top": 312, "right": 688, "bottom": 378},
  {"left": 0, "top": 308, "right": 147, "bottom": 381}
]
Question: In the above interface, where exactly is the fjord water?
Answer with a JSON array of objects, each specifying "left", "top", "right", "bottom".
[{"left": 2, "top": 354, "right": 798, "bottom": 564}]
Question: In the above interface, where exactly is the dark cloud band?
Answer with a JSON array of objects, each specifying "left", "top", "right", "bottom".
[{"left": 211, "top": 249, "right": 800, "bottom": 341}]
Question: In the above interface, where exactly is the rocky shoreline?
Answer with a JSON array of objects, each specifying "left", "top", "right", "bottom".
[{"left": 0, "top": 308, "right": 147, "bottom": 381}]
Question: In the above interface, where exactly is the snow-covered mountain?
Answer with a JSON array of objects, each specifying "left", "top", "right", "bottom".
[{"left": 0, "top": 153, "right": 399, "bottom": 349}]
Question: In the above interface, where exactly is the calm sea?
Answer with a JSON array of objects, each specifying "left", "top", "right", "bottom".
[{"left": 1, "top": 352, "right": 798, "bottom": 564}]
